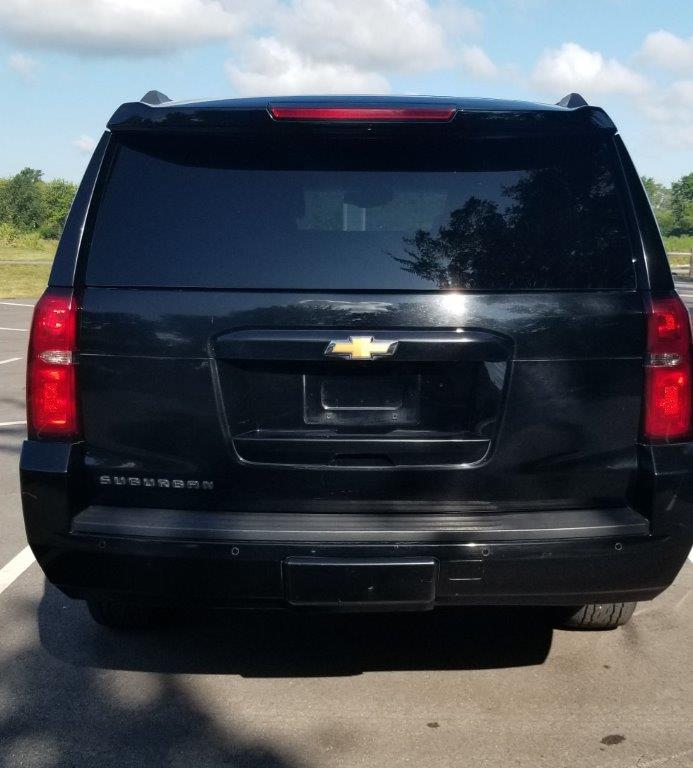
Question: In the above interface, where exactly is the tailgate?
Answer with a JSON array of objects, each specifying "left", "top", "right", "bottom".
[{"left": 78, "top": 288, "right": 643, "bottom": 514}]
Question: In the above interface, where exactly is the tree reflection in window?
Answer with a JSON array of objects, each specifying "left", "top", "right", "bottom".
[{"left": 392, "top": 162, "right": 632, "bottom": 290}]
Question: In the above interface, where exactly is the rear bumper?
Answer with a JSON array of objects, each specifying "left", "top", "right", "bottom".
[
  {"left": 28, "top": 505, "right": 692, "bottom": 608},
  {"left": 20, "top": 440, "right": 693, "bottom": 609}
]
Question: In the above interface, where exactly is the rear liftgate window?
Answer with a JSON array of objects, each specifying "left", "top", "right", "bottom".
[{"left": 86, "top": 133, "right": 635, "bottom": 291}]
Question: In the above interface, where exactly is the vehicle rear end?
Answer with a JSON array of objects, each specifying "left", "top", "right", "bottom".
[{"left": 20, "top": 96, "right": 693, "bottom": 618}]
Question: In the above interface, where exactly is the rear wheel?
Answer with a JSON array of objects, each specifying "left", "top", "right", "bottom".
[
  {"left": 555, "top": 601, "right": 636, "bottom": 630},
  {"left": 86, "top": 599, "right": 170, "bottom": 630}
]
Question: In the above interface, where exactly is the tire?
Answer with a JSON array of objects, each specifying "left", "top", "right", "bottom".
[
  {"left": 556, "top": 601, "right": 636, "bottom": 630},
  {"left": 86, "top": 599, "right": 170, "bottom": 630}
]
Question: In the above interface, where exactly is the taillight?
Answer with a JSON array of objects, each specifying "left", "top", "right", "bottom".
[
  {"left": 268, "top": 106, "right": 456, "bottom": 122},
  {"left": 27, "top": 288, "right": 79, "bottom": 439},
  {"left": 643, "top": 294, "right": 692, "bottom": 442}
]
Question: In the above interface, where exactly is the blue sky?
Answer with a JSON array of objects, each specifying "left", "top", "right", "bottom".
[{"left": 1, "top": 0, "right": 693, "bottom": 185}]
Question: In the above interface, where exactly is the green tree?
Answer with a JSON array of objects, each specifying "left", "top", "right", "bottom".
[
  {"left": 671, "top": 172, "right": 693, "bottom": 235},
  {"left": 41, "top": 178, "right": 77, "bottom": 238},
  {"left": 656, "top": 209, "right": 676, "bottom": 236},
  {"left": 0, "top": 167, "right": 45, "bottom": 231},
  {"left": 641, "top": 176, "right": 671, "bottom": 213},
  {"left": 641, "top": 176, "right": 676, "bottom": 236},
  {"left": 0, "top": 178, "right": 8, "bottom": 222}
]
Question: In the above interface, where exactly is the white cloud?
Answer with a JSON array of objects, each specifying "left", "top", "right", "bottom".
[
  {"left": 271, "top": 0, "right": 453, "bottom": 74},
  {"left": 459, "top": 45, "right": 497, "bottom": 78},
  {"left": 0, "top": 0, "right": 245, "bottom": 56},
  {"left": 8, "top": 52, "right": 38, "bottom": 81},
  {"left": 638, "top": 80, "right": 693, "bottom": 150},
  {"left": 629, "top": 35, "right": 693, "bottom": 150},
  {"left": 434, "top": 2, "right": 483, "bottom": 37},
  {"left": 639, "top": 30, "right": 693, "bottom": 75},
  {"left": 226, "top": 38, "right": 389, "bottom": 96},
  {"left": 225, "top": 0, "right": 477, "bottom": 97},
  {"left": 72, "top": 135, "right": 97, "bottom": 154},
  {"left": 225, "top": 0, "right": 501, "bottom": 100},
  {"left": 531, "top": 42, "right": 650, "bottom": 97},
  {"left": 0, "top": 0, "right": 484, "bottom": 97}
]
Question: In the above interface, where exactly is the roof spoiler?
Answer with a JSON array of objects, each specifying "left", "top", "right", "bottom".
[
  {"left": 108, "top": 95, "right": 616, "bottom": 133},
  {"left": 140, "top": 90, "right": 171, "bottom": 105},
  {"left": 556, "top": 92, "right": 588, "bottom": 108}
]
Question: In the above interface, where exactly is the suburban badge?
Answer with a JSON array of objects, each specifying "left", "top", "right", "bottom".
[{"left": 98, "top": 475, "right": 214, "bottom": 490}]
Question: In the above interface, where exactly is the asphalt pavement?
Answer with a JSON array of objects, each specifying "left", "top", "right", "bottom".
[{"left": 0, "top": 294, "right": 691, "bottom": 768}]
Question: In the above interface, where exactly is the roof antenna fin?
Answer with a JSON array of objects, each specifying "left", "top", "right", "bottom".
[
  {"left": 556, "top": 92, "right": 588, "bottom": 108},
  {"left": 140, "top": 90, "right": 171, "bottom": 105}
]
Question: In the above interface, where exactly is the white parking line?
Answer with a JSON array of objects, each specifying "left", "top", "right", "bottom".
[
  {"left": 0, "top": 546, "right": 35, "bottom": 597},
  {"left": 0, "top": 327, "right": 28, "bottom": 332},
  {"left": 0, "top": 357, "right": 22, "bottom": 365},
  {"left": 0, "top": 301, "right": 34, "bottom": 308},
  {"left": 0, "top": 421, "right": 26, "bottom": 427}
]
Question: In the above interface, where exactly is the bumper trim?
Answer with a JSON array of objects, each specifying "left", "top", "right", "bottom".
[
  {"left": 71, "top": 505, "right": 649, "bottom": 544},
  {"left": 42, "top": 533, "right": 690, "bottom": 608}
]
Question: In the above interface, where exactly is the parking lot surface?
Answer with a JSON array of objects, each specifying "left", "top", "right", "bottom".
[{"left": 0, "top": 295, "right": 691, "bottom": 768}]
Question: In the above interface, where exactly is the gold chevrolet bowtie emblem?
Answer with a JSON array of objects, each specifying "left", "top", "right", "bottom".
[{"left": 324, "top": 336, "right": 398, "bottom": 360}]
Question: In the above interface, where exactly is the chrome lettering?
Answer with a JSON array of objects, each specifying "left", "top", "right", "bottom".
[{"left": 98, "top": 474, "right": 214, "bottom": 490}]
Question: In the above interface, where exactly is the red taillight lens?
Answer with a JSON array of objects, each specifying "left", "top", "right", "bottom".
[
  {"left": 268, "top": 106, "right": 456, "bottom": 122},
  {"left": 27, "top": 288, "right": 79, "bottom": 439},
  {"left": 646, "top": 296, "right": 689, "bottom": 357},
  {"left": 643, "top": 294, "right": 692, "bottom": 441}
]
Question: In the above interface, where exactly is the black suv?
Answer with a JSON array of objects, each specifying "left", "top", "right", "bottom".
[{"left": 21, "top": 93, "right": 693, "bottom": 630}]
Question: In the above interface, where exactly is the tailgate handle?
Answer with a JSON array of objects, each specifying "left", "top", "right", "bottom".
[{"left": 213, "top": 329, "right": 511, "bottom": 362}]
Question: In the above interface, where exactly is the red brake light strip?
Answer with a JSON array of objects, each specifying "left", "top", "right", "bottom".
[{"left": 269, "top": 106, "right": 456, "bottom": 122}]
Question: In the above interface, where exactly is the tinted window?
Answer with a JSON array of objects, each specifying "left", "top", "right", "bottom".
[{"left": 86, "top": 134, "right": 634, "bottom": 290}]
